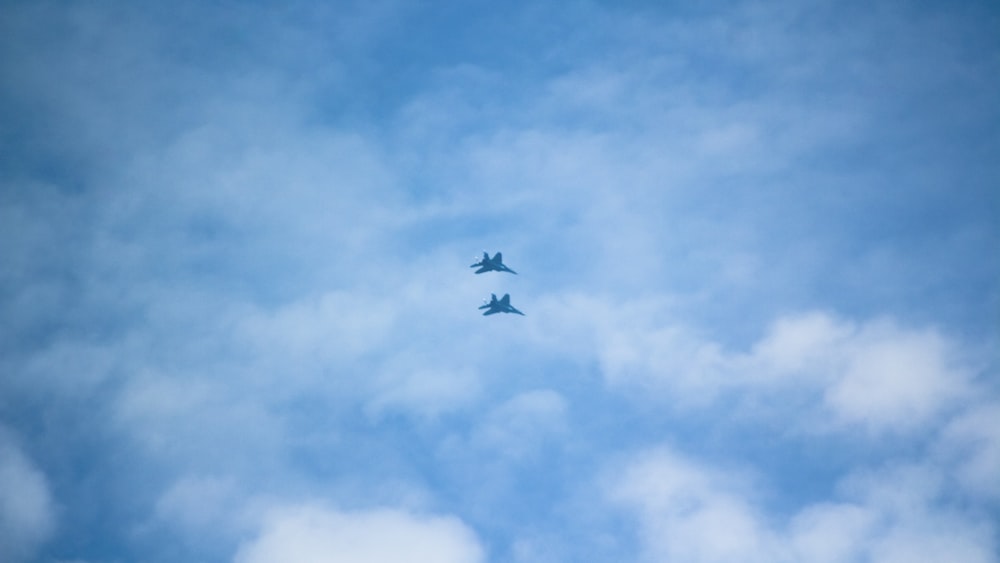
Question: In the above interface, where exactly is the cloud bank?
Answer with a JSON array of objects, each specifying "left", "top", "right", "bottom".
[{"left": 1, "top": 0, "right": 996, "bottom": 561}]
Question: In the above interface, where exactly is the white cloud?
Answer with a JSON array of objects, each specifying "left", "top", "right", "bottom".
[
  {"left": 745, "top": 313, "right": 974, "bottom": 432},
  {"left": 821, "top": 320, "right": 972, "bottom": 431},
  {"left": 609, "top": 447, "right": 781, "bottom": 563},
  {"left": 470, "top": 389, "right": 569, "bottom": 460},
  {"left": 367, "top": 366, "right": 482, "bottom": 419},
  {"left": 0, "top": 429, "right": 55, "bottom": 563},
  {"left": 239, "top": 290, "right": 398, "bottom": 373},
  {"left": 829, "top": 463, "right": 997, "bottom": 563},
  {"left": 233, "top": 504, "right": 484, "bottom": 563},
  {"left": 937, "top": 400, "right": 1000, "bottom": 500},
  {"left": 539, "top": 300, "right": 976, "bottom": 434},
  {"left": 155, "top": 475, "right": 243, "bottom": 535},
  {"left": 788, "top": 503, "right": 876, "bottom": 563},
  {"left": 527, "top": 293, "right": 728, "bottom": 403},
  {"left": 113, "top": 370, "right": 285, "bottom": 473},
  {"left": 611, "top": 447, "right": 998, "bottom": 563},
  {"left": 748, "top": 311, "right": 855, "bottom": 380},
  {"left": 787, "top": 493, "right": 999, "bottom": 563}
]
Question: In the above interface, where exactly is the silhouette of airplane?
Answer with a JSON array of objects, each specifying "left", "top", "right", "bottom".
[
  {"left": 479, "top": 293, "right": 525, "bottom": 316},
  {"left": 470, "top": 251, "right": 517, "bottom": 274}
]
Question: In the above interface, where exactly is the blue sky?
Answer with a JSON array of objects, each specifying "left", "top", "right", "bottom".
[{"left": 1, "top": 0, "right": 998, "bottom": 561}]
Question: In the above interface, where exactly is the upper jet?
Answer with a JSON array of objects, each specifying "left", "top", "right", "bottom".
[
  {"left": 479, "top": 293, "right": 525, "bottom": 316},
  {"left": 471, "top": 251, "right": 517, "bottom": 275}
]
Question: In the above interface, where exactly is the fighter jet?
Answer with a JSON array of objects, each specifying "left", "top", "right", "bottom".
[
  {"left": 479, "top": 293, "right": 525, "bottom": 316},
  {"left": 470, "top": 251, "right": 517, "bottom": 275}
]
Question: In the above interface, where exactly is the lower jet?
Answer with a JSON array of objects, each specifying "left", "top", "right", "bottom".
[
  {"left": 479, "top": 293, "right": 525, "bottom": 316},
  {"left": 471, "top": 251, "right": 517, "bottom": 274}
]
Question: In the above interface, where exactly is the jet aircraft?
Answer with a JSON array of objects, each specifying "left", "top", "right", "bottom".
[
  {"left": 479, "top": 293, "right": 525, "bottom": 316},
  {"left": 471, "top": 251, "right": 517, "bottom": 275}
]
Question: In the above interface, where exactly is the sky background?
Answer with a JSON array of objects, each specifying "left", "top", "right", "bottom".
[{"left": 1, "top": 0, "right": 998, "bottom": 561}]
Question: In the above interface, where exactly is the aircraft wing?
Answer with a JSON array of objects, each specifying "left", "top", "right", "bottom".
[
  {"left": 482, "top": 308, "right": 499, "bottom": 316},
  {"left": 474, "top": 266, "right": 489, "bottom": 274}
]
